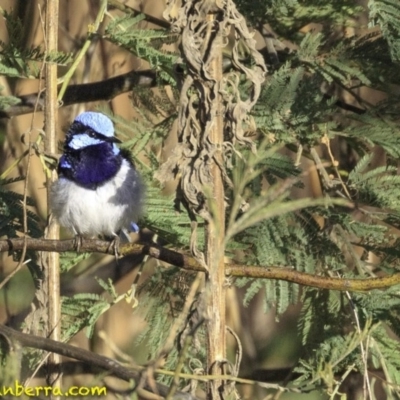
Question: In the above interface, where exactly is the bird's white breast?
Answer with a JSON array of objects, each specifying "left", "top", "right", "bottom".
[{"left": 50, "top": 159, "right": 142, "bottom": 237}]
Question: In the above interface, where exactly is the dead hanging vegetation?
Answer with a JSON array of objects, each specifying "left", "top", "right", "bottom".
[{"left": 158, "top": 0, "right": 267, "bottom": 221}]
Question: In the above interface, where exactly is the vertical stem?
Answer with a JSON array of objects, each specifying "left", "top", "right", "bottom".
[
  {"left": 44, "top": 0, "right": 61, "bottom": 393},
  {"left": 205, "top": 13, "right": 226, "bottom": 400}
]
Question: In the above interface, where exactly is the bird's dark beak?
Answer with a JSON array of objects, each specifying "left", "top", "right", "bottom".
[{"left": 104, "top": 136, "right": 122, "bottom": 144}]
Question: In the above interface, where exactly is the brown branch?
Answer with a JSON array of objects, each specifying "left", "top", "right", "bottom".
[
  {"left": 0, "top": 70, "right": 159, "bottom": 119},
  {"left": 0, "top": 323, "right": 198, "bottom": 400},
  {"left": 108, "top": 0, "right": 170, "bottom": 29},
  {"left": 1, "top": 238, "right": 399, "bottom": 292}
]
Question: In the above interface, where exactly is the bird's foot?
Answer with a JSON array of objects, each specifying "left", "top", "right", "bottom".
[
  {"left": 74, "top": 235, "right": 83, "bottom": 252},
  {"left": 107, "top": 234, "right": 120, "bottom": 261}
]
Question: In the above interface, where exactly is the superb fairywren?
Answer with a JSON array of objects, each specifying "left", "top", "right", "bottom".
[{"left": 50, "top": 112, "right": 143, "bottom": 241}]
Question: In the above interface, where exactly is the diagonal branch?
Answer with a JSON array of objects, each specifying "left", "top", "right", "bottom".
[
  {"left": 0, "top": 323, "right": 198, "bottom": 400},
  {"left": 108, "top": 0, "right": 170, "bottom": 29},
  {"left": 1, "top": 238, "right": 399, "bottom": 292},
  {"left": 0, "top": 70, "right": 159, "bottom": 119}
]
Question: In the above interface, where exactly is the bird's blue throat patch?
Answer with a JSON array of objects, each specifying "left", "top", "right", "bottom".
[{"left": 59, "top": 142, "right": 122, "bottom": 189}]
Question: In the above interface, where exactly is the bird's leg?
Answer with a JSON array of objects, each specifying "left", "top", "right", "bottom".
[
  {"left": 73, "top": 234, "right": 83, "bottom": 252},
  {"left": 71, "top": 227, "right": 83, "bottom": 252},
  {"left": 107, "top": 232, "right": 120, "bottom": 262}
]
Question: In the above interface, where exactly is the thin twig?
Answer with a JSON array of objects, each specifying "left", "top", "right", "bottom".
[
  {"left": 321, "top": 132, "right": 352, "bottom": 199},
  {"left": 329, "top": 364, "right": 356, "bottom": 400},
  {"left": 343, "top": 288, "right": 373, "bottom": 399},
  {"left": 226, "top": 326, "right": 242, "bottom": 378},
  {"left": 309, "top": 147, "right": 334, "bottom": 189},
  {"left": 0, "top": 258, "right": 31, "bottom": 290}
]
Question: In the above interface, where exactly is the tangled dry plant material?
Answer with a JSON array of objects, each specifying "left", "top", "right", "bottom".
[{"left": 157, "top": 0, "right": 267, "bottom": 243}]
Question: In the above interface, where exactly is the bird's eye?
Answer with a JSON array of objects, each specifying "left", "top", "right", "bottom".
[{"left": 87, "top": 130, "right": 96, "bottom": 138}]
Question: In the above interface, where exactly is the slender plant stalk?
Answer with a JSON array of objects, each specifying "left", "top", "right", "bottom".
[
  {"left": 44, "top": 0, "right": 61, "bottom": 393},
  {"left": 205, "top": 12, "right": 226, "bottom": 400},
  {"left": 57, "top": 0, "right": 107, "bottom": 101}
]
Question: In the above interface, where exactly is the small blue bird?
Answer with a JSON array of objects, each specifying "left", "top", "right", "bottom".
[{"left": 50, "top": 112, "right": 143, "bottom": 241}]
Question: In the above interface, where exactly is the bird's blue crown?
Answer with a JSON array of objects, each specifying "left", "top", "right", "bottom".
[{"left": 59, "top": 112, "right": 124, "bottom": 189}]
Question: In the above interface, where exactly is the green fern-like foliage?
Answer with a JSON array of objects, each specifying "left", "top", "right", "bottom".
[
  {"left": 295, "top": 288, "right": 365, "bottom": 392},
  {"left": 368, "top": 0, "right": 400, "bottom": 60},
  {"left": 345, "top": 114, "right": 400, "bottom": 158},
  {"left": 0, "top": 86, "right": 20, "bottom": 111},
  {"left": 253, "top": 64, "right": 336, "bottom": 145},
  {"left": 0, "top": 11, "right": 72, "bottom": 78},
  {"left": 0, "top": 177, "right": 42, "bottom": 238},
  {"left": 135, "top": 267, "right": 204, "bottom": 387},
  {"left": 348, "top": 154, "right": 400, "bottom": 212},
  {"left": 104, "top": 13, "right": 178, "bottom": 80},
  {"left": 0, "top": 178, "right": 43, "bottom": 303},
  {"left": 59, "top": 252, "right": 92, "bottom": 273},
  {"left": 61, "top": 293, "right": 110, "bottom": 339},
  {"left": 142, "top": 186, "right": 194, "bottom": 248},
  {"left": 236, "top": 0, "right": 362, "bottom": 36}
]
